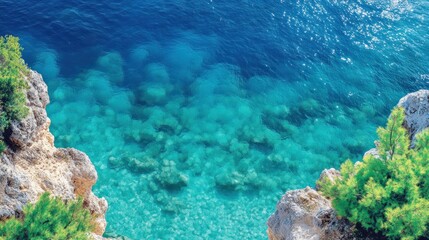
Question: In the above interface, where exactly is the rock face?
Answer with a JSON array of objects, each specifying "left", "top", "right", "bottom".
[
  {"left": 267, "top": 89, "right": 429, "bottom": 240},
  {"left": 267, "top": 186, "right": 354, "bottom": 240},
  {"left": 398, "top": 90, "right": 429, "bottom": 146},
  {"left": 0, "top": 71, "right": 107, "bottom": 236}
]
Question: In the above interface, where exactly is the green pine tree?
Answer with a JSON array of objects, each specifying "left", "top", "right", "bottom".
[
  {"left": 320, "top": 107, "right": 429, "bottom": 240},
  {"left": 0, "top": 35, "right": 29, "bottom": 152},
  {"left": 0, "top": 193, "right": 93, "bottom": 240}
]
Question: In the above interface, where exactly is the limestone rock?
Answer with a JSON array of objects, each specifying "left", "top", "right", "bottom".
[
  {"left": 0, "top": 71, "right": 107, "bottom": 237},
  {"left": 363, "top": 147, "right": 378, "bottom": 159},
  {"left": 398, "top": 89, "right": 429, "bottom": 146},
  {"left": 315, "top": 168, "right": 340, "bottom": 191},
  {"left": 267, "top": 187, "right": 354, "bottom": 240}
]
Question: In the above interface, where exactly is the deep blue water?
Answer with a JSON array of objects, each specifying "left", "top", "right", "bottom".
[{"left": 1, "top": 0, "right": 428, "bottom": 239}]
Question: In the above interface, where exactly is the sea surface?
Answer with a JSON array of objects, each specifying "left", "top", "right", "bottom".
[{"left": 1, "top": 0, "right": 428, "bottom": 239}]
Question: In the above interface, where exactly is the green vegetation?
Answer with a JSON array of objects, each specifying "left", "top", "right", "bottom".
[
  {"left": 320, "top": 107, "right": 429, "bottom": 240},
  {"left": 0, "top": 193, "right": 93, "bottom": 240},
  {"left": 0, "top": 35, "right": 29, "bottom": 151}
]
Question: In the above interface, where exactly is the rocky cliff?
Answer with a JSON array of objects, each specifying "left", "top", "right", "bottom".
[
  {"left": 267, "top": 90, "right": 429, "bottom": 240},
  {"left": 0, "top": 70, "right": 107, "bottom": 237}
]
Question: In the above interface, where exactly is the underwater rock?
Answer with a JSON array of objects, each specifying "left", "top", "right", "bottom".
[
  {"left": 155, "top": 160, "right": 188, "bottom": 190},
  {"left": 143, "top": 63, "right": 170, "bottom": 83},
  {"left": 288, "top": 98, "right": 326, "bottom": 125},
  {"left": 83, "top": 70, "right": 115, "bottom": 104},
  {"left": 267, "top": 89, "right": 429, "bottom": 240},
  {"left": 96, "top": 52, "right": 124, "bottom": 83},
  {"left": 153, "top": 191, "right": 184, "bottom": 213},
  {"left": 127, "top": 156, "right": 159, "bottom": 173},
  {"left": 129, "top": 45, "right": 149, "bottom": 65},
  {"left": 1, "top": 71, "right": 107, "bottom": 237},
  {"left": 137, "top": 83, "right": 173, "bottom": 105},
  {"left": 108, "top": 91, "right": 134, "bottom": 113},
  {"left": 215, "top": 171, "right": 246, "bottom": 191},
  {"left": 165, "top": 42, "right": 206, "bottom": 82},
  {"left": 215, "top": 168, "right": 266, "bottom": 191}
]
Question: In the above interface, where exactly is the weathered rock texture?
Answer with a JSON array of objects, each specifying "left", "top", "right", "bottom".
[
  {"left": 267, "top": 186, "right": 355, "bottom": 240},
  {"left": 0, "top": 71, "right": 107, "bottom": 237},
  {"left": 267, "top": 89, "right": 429, "bottom": 240},
  {"left": 398, "top": 90, "right": 429, "bottom": 146}
]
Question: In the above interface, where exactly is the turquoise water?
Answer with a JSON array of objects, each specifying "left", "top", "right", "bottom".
[{"left": 1, "top": 0, "right": 429, "bottom": 239}]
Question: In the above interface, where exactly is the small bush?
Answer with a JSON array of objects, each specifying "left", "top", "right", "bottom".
[
  {"left": 320, "top": 107, "right": 429, "bottom": 240},
  {"left": 0, "top": 193, "right": 93, "bottom": 240},
  {"left": 0, "top": 35, "right": 29, "bottom": 151}
]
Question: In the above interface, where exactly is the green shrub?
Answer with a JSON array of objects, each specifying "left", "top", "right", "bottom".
[
  {"left": 0, "top": 141, "right": 5, "bottom": 153},
  {"left": 0, "top": 35, "right": 29, "bottom": 151},
  {"left": 320, "top": 107, "right": 429, "bottom": 240},
  {"left": 0, "top": 193, "right": 93, "bottom": 240}
]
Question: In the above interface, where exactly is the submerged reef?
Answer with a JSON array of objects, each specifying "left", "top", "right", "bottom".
[
  {"left": 36, "top": 39, "right": 409, "bottom": 239},
  {"left": 267, "top": 90, "right": 429, "bottom": 240}
]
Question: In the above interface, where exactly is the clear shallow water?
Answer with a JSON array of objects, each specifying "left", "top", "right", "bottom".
[{"left": 1, "top": 0, "right": 429, "bottom": 239}]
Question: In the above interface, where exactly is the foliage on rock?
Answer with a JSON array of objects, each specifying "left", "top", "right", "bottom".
[
  {"left": 320, "top": 107, "right": 429, "bottom": 240},
  {"left": 0, "top": 35, "right": 29, "bottom": 151},
  {"left": 0, "top": 193, "right": 93, "bottom": 240}
]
